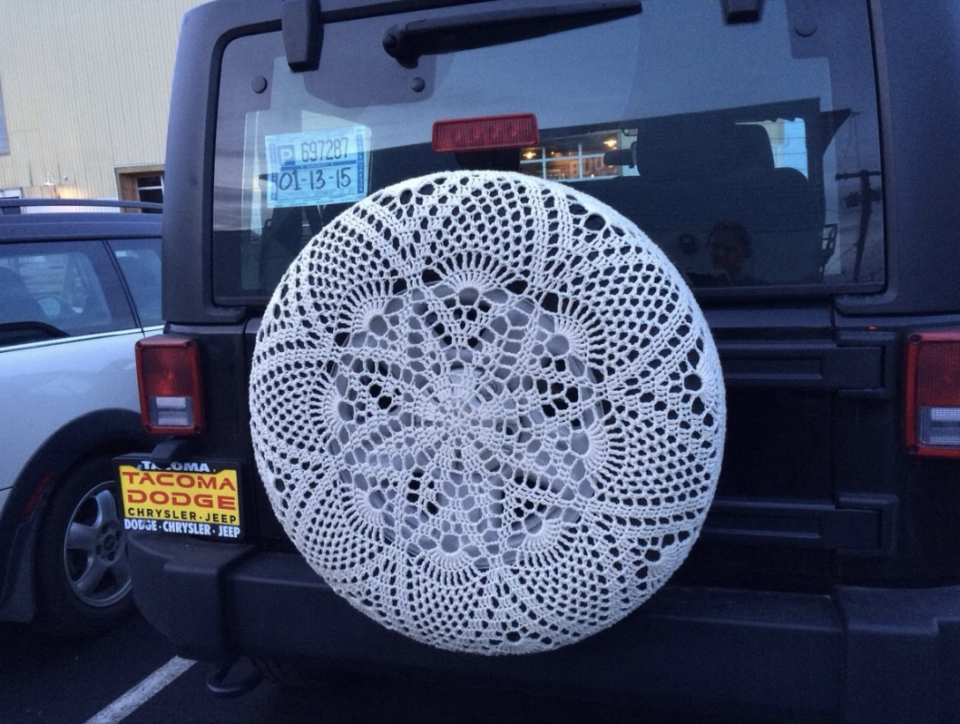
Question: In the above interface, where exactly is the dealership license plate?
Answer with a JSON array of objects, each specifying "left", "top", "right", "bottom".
[{"left": 116, "top": 458, "right": 243, "bottom": 539}]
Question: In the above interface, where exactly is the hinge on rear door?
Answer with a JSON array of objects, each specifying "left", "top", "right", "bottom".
[
  {"left": 283, "top": 0, "right": 322, "bottom": 71},
  {"left": 703, "top": 495, "right": 897, "bottom": 556},
  {"left": 722, "top": 0, "right": 763, "bottom": 24}
]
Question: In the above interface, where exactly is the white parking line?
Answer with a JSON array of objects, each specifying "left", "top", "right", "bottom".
[{"left": 83, "top": 656, "right": 196, "bottom": 724}]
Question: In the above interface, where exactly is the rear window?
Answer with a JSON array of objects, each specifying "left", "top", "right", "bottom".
[
  {"left": 212, "top": 0, "right": 883, "bottom": 303},
  {"left": 109, "top": 238, "right": 163, "bottom": 327}
]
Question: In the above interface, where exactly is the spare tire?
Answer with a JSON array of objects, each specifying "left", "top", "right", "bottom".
[{"left": 250, "top": 171, "right": 725, "bottom": 655}]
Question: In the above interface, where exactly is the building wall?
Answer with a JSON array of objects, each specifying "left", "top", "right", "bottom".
[{"left": 0, "top": 0, "right": 206, "bottom": 201}]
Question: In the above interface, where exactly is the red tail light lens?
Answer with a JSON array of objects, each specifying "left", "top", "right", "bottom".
[
  {"left": 136, "top": 335, "right": 205, "bottom": 435},
  {"left": 432, "top": 113, "right": 539, "bottom": 153},
  {"left": 904, "top": 332, "right": 960, "bottom": 457}
]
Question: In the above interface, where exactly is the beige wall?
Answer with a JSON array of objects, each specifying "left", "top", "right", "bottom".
[{"left": 0, "top": 0, "right": 207, "bottom": 200}]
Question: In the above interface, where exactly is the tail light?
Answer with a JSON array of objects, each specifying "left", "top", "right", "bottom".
[
  {"left": 136, "top": 335, "right": 205, "bottom": 435},
  {"left": 432, "top": 113, "right": 539, "bottom": 153},
  {"left": 904, "top": 332, "right": 960, "bottom": 457}
]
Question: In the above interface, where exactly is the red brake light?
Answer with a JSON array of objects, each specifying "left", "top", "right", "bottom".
[
  {"left": 136, "top": 335, "right": 205, "bottom": 435},
  {"left": 432, "top": 113, "right": 539, "bottom": 153},
  {"left": 904, "top": 332, "right": 960, "bottom": 457}
]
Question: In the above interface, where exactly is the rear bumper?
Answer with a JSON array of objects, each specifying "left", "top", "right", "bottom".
[{"left": 129, "top": 532, "right": 960, "bottom": 723}]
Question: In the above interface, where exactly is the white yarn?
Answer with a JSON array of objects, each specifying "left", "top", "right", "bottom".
[{"left": 250, "top": 171, "right": 725, "bottom": 655}]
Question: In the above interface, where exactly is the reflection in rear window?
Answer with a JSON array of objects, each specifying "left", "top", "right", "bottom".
[{"left": 213, "top": 0, "right": 883, "bottom": 302}]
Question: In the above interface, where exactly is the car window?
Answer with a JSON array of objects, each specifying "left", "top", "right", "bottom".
[
  {"left": 211, "top": 0, "right": 882, "bottom": 303},
  {"left": 0, "top": 241, "right": 136, "bottom": 347},
  {"left": 108, "top": 238, "right": 163, "bottom": 327}
]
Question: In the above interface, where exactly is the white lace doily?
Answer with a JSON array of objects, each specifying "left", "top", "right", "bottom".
[{"left": 250, "top": 171, "right": 725, "bottom": 655}]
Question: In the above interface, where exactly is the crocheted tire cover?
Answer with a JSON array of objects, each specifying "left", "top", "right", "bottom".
[{"left": 250, "top": 171, "right": 725, "bottom": 655}]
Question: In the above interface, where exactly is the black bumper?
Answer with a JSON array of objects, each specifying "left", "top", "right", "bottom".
[{"left": 129, "top": 532, "right": 960, "bottom": 723}]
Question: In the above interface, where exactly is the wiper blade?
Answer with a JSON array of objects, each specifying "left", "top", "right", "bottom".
[{"left": 383, "top": 1, "right": 642, "bottom": 68}]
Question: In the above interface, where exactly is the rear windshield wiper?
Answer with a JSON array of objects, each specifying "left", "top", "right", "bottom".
[{"left": 383, "top": 1, "right": 642, "bottom": 68}]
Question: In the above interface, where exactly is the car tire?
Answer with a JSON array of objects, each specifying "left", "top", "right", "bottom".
[
  {"left": 33, "top": 455, "right": 135, "bottom": 637},
  {"left": 251, "top": 170, "right": 726, "bottom": 654}
]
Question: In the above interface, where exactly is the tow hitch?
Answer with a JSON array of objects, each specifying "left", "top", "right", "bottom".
[{"left": 206, "top": 659, "right": 264, "bottom": 699}]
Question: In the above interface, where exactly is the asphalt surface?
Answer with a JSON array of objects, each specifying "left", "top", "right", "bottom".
[
  {"left": 0, "top": 614, "right": 657, "bottom": 724},
  {"left": 1, "top": 615, "right": 171, "bottom": 724}
]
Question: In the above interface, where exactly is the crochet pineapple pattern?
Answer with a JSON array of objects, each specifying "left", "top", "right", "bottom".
[{"left": 250, "top": 171, "right": 725, "bottom": 654}]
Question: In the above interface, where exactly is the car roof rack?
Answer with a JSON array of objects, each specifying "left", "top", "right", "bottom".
[{"left": 0, "top": 198, "right": 162, "bottom": 211}]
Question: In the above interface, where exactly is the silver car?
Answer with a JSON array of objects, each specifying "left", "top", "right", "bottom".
[{"left": 0, "top": 199, "right": 161, "bottom": 635}]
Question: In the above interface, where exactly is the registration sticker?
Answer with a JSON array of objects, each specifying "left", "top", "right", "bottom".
[
  {"left": 265, "top": 126, "right": 370, "bottom": 208},
  {"left": 116, "top": 458, "right": 243, "bottom": 540}
]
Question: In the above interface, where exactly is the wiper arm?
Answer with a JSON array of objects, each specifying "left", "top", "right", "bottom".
[{"left": 383, "top": 1, "right": 642, "bottom": 68}]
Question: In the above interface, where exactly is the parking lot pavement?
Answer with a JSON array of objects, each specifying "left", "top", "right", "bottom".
[
  {"left": 0, "top": 614, "right": 175, "bottom": 724},
  {"left": 2, "top": 611, "right": 656, "bottom": 724},
  {"left": 123, "top": 664, "right": 651, "bottom": 724}
]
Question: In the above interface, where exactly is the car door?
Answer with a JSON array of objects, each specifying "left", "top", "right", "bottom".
[{"left": 0, "top": 239, "right": 145, "bottom": 495}]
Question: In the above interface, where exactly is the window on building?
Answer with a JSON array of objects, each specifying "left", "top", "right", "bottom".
[
  {"left": 0, "top": 77, "right": 9, "bottom": 155},
  {"left": 116, "top": 166, "right": 163, "bottom": 212},
  {"left": 519, "top": 132, "right": 621, "bottom": 181},
  {"left": 1, "top": 188, "right": 22, "bottom": 215}
]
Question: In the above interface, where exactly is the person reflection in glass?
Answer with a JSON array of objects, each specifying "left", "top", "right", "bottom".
[{"left": 701, "top": 221, "right": 763, "bottom": 286}]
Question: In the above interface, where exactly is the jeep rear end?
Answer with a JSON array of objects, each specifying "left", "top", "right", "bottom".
[{"left": 123, "top": 1, "right": 960, "bottom": 721}]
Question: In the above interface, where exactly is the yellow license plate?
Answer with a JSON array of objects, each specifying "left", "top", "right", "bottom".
[{"left": 117, "top": 459, "right": 242, "bottom": 539}]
